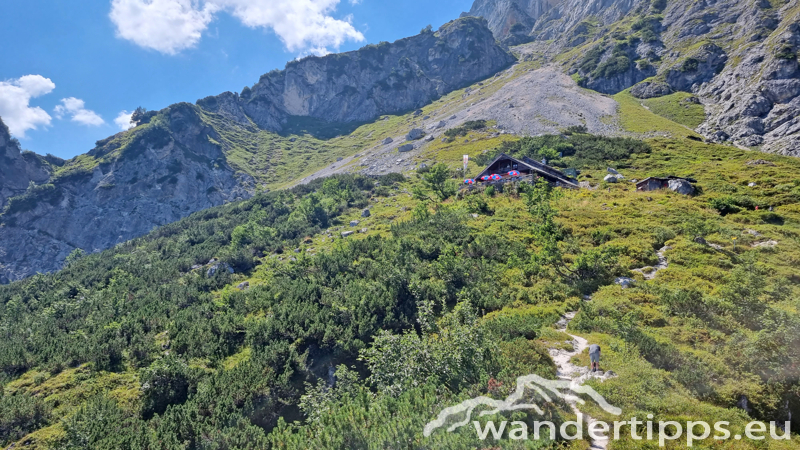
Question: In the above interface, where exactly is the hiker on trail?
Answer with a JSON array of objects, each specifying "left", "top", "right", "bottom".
[{"left": 589, "top": 344, "right": 601, "bottom": 373}]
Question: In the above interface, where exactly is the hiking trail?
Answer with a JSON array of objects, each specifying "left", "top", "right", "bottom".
[
  {"left": 549, "top": 310, "right": 615, "bottom": 449},
  {"left": 547, "top": 247, "right": 670, "bottom": 448}
]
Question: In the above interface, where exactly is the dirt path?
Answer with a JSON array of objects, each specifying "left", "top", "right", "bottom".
[
  {"left": 546, "top": 248, "right": 670, "bottom": 448},
  {"left": 632, "top": 245, "right": 671, "bottom": 280},
  {"left": 550, "top": 310, "right": 614, "bottom": 449}
]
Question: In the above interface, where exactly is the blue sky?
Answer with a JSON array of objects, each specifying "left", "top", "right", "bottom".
[{"left": 0, "top": 0, "right": 473, "bottom": 159}]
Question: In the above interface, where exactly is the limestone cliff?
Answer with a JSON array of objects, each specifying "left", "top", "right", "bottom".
[
  {"left": 0, "top": 118, "right": 51, "bottom": 210},
  {"left": 465, "top": 0, "right": 800, "bottom": 154},
  {"left": 0, "top": 104, "right": 252, "bottom": 283},
  {"left": 200, "top": 17, "right": 515, "bottom": 132}
]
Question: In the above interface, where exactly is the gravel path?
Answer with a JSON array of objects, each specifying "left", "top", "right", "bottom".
[
  {"left": 632, "top": 245, "right": 671, "bottom": 280},
  {"left": 550, "top": 309, "right": 617, "bottom": 449}
]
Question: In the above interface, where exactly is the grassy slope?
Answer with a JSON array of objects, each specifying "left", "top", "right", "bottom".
[
  {"left": 216, "top": 137, "right": 800, "bottom": 448},
  {"left": 614, "top": 90, "right": 702, "bottom": 138},
  {"left": 8, "top": 135, "right": 800, "bottom": 448},
  {"left": 642, "top": 92, "right": 706, "bottom": 129}
]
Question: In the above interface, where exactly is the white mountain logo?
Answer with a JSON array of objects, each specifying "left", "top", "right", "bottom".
[{"left": 423, "top": 373, "right": 622, "bottom": 437}]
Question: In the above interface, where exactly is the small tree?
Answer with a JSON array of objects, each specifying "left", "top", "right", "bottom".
[
  {"left": 140, "top": 357, "right": 191, "bottom": 419},
  {"left": 65, "top": 248, "right": 86, "bottom": 266},
  {"left": 419, "top": 163, "right": 457, "bottom": 201},
  {"left": 130, "top": 107, "right": 157, "bottom": 126}
]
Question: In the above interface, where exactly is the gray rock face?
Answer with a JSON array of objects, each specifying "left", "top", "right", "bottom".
[
  {"left": 361, "top": 209, "right": 371, "bottom": 218},
  {"left": 0, "top": 104, "right": 252, "bottom": 283},
  {"left": 462, "top": 0, "right": 545, "bottom": 43},
  {"left": 0, "top": 118, "right": 51, "bottom": 210},
  {"left": 582, "top": 57, "right": 657, "bottom": 95},
  {"left": 630, "top": 81, "right": 673, "bottom": 99},
  {"left": 664, "top": 44, "right": 728, "bottom": 92},
  {"left": 614, "top": 277, "right": 635, "bottom": 288},
  {"left": 468, "top": 0, "right": 800, "bottom": 154},
  {"left": 230, "top": 17, "right": 514, "bottom": 132},
  {"left": 196, "top": 91, "right": 250, "bottom": 125},
  {"left": 397, "top": 144, "right": 414, "bottom": 153}
]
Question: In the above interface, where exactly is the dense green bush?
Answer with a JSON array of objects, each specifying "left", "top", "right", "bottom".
[
  {"left": 140, "top": 357, "right": 193, "bottom": 419},
  {"left": 443, "top": 120, "right": 487, "bottom": 138},
  {"left": 0, "top": 392, "right": 50, "bottom": 447},
  {"left": 485, "top": 133, "right": 650, "bottom": 169}
]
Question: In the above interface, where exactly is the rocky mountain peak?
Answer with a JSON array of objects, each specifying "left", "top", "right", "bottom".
[
  {"left": 0, "top": 117, "right": 51, "bottom": 210},
  {"left": 201, "top": 17, "right": 515, "bottom": 133}
]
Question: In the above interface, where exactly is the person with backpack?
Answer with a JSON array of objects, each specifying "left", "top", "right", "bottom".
[{"left": 589, "top": 344, "right": 601, "bottom": 373}]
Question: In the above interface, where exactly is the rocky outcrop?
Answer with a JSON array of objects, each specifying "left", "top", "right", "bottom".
[
  {"left": 693, "top": 3, "right": 800, "bottom": 155},
  {"left": 630, "top": 81, "right": 673, "bottom": 99},
  {"left": 467, "top": 0, "right": 800, "bottom": 154},
  {"left": 204, "top": 17, "right": 515, "bottom": 132},
  {"left": 0, "top": 104, "right": 252, "bottom": 283},
  {"left": 664, "top": 44, "right": 727, "bottom": 92},
  {"left": 462, "top": 0, "right": 554, "bottom": 43},
  {"left": 0, "top": 118, "right": 51, "bottom": 210}
]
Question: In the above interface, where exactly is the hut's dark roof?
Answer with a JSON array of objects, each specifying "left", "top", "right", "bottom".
[{"left": 476, "top": 153, "right": 578, "bottom": 188}]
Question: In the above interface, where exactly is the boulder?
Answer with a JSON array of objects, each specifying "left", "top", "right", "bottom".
[
  {"left": 694, "top": 236, "right": 708, "bottom": 245},
  {"left": 382, "top": 137, "right": 393, "bottom": 145},
  {"left": 425, "top": 135, "right": 435, "bottom": 141},
  {"left": 350, "top": 220, "right": 360, "bottom": 227},
  {"left": 630, "top": 81, "right": 673, "bottom": 99},
  {"left": 603, "top": 174, "right": 619, "bottom": 183},
  {"left": 406, "top": 128, "right": 425, "bottom": 141},
  {"left": 341, "top": 231, "right": 354, "bottom": 237},
  {"left": 668, "top": 179, "right": 695, "bottom": 195},
  {"left": 607, "top": 167, "right": 620, "bottom": 175},
  {"left": 207, "top": 263, "right": 234, "bottom": 277},
  {"left": 237, "top": 281, "right": 250, "bottom": 290},
  {"left": 614, "top": 277, "right": 635, "bottom": 288},
  {"left": 361, "top": 209, "right": 371, "bottom": 218},
  {"left": 398, "top": 144, "right": 414, "bottom": 153}
]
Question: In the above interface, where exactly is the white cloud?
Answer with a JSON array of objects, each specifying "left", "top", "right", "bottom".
[
  {"left": 54, "top": 97, "right": 105, "bottom": 127},
  {"left": 110, "top": 0, "right": 217, "bottom": 55},
  {"left": 0, "top": 75, "right": 55, "bottom": 138},
  {"left": 115, "top": 110, "right": 135, "bottom": 130},
  {"left": 109, "top": 0, "right": 364, "bottom": 55}
]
